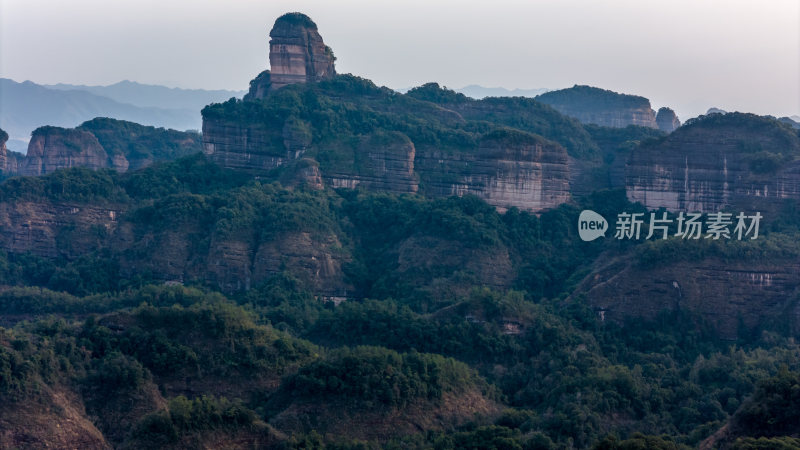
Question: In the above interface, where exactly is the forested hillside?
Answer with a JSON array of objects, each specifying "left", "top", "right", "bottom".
[{"left": 1, "top": 153, "right": 800, "bottom": 448}]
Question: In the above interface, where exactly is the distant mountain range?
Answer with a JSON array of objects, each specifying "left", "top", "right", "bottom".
[
  {"left": 455, "top": 85, "right": 549, "bottom": 99},
  {"left": 44, "top": 80, "right": 244, "bottom": 111},
  {"left": 0, "top": 78, "right": 243, "bottom": 152},
  {"left": 394, "top": 85, "right": 549, "bottom": 99}
]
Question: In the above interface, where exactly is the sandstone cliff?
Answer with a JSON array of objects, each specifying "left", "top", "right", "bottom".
[
  {"left": 78, "top": 117, "right": 203, "bottom": 171},
  {"left": 535, "top": 85, "right": 659, "bottom": 129},
  {"left": 416, "top": 129, "right": 569, "bottom": 211},
  {"left": 20, "top": 126, "right": 122, "bottom": 176},
  {"left": 655, "top": 107, "right": 681, "bottom": 132},
  {"left": 0, "top": 128, "right": 7, "bottom": 175},
  {"left": 0, "top": 201, "right": 123, "bottom": 259},
  {"left": 573, "top": 253, "right": 800, "bottom": 340},
  {"left": 0, "top": 128, "right": 21, "bottom": 176},
  {"left": 626, "top": 113, "right": 800, "bottom": 212},
  {"left": 205, "top": 78, "right": 575, "bottom": 212},
  {"left": 203, "top": 231, "right": 351, "bottom": 297},
  {"left": 201, "top": 114, "right": 301, "bottom": 175},
  {"left": 245, "top": 12, "right": 336, "bottom": 98},
  {"left": 324, "top": 131, "right": 418, "bottom": 193},
  {"left": 5, "top": 120, "right": 202, "bottom": 178}
]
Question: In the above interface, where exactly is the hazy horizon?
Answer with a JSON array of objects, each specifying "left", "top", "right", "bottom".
[{"left": 1, "top": 0, "right": 798, "bottom": 121}]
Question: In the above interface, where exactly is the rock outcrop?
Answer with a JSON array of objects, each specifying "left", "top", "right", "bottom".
[
  {"left": 655, "top": 107, "right": 681, "bottom": 132},
  {"left": 245, "top": 12, "right": 336, "bottom": 98},
  {"left": 201, "top": 116, "right": 300, "bottom": 175},
  {"left": 203, "top": 18, "right": 575, "bottom": 212},
  {"left": 574, "top": 255, "right": 800, "bottom": 340},
  {"left": 20, "top": 127, "right": 123, "bottom": 176},
  {"left": 0, "top": 201, "right": 123, "bottom": 259},
  {"left": 416, "top": 129, "right": 570, "bottom": 211},
  {"left": 283, "top": 158, "right": 325, "bottom": 190},
  {"left": 535, "top": 85, "right": 659, "bottom": 129},
  {"left": 0, "top": 387, "right": 111, "bottom": 450},
  {"left": 269, "top": 13, "right": 336, "bottom": 90},
  {"left": 77, "top": 117, "right": 203, "bottom": 171},
  {"left": 3, "top": 120, "right": 202, "bottom": 178},
  {"left": 0, "top": 127, "right": 15, "bottom": 176},
  {"left": 626, "top": 113, "right": 800, "bottom": 212},
  {"left": 0, "top": 128, "right": 6, "bottom": 173},
  {"left": 325, "top": 132, "right": 418, "bottom": 193}
]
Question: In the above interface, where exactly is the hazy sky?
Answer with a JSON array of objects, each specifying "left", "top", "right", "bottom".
[{"left": 1, "top": 0, "right": 798, "bottom": 119}]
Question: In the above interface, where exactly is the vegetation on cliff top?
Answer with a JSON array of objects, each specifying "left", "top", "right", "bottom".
[
  {"left": 203, "top": 74, "right": 599, "bottom": 161},
  {"left": 535, "top": 84, "right": 652, "bottom": 111},
  {"left": 78, "top": 117, "right": 203, "bottom": 162},
  {"left": 274, "top": 12, "right": 318, "bottom": 29}
]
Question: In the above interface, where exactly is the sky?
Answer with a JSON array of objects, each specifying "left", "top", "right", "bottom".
[{"left": 1, "top": 0, "right": 798, "bottom": 120}]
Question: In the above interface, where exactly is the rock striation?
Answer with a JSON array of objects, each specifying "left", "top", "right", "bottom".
[
  {"left": 246, "top": 12, "right": 336, "bottom": 98},
  {"left": 0, "top": 201, "right": 122, "bottom": 259},
  {"left": 20, "top": 127, "right": 120, "bottom": 176},
  {"left": 204, "top": 17, "right": 574, "bottom": 212},
  {"left": 626, "top": 112, "right": 800, "bottom": 212},
  {"left": 0, "top": 127, "right": 8, "bottom": 175},
  {"left": 574, "top": 255, "right": 800, "bottom": 340},
  {"left": 416, "top": 129, "right": 570, "bottom": 211},
  {"left": 325, "top": 132, "right": 418, "bottom": 193},
  {"left": 535, "top": 85, "right": 659, "bottom": 129},
  {"left": 655, "top": 107, "right": 681, "bottom": 132},
  {"left": 201, "top": 116, "right": 301, "bottom": 175},
  {"left": 3, "top": 120, "right": 202, "bottom": 178}
]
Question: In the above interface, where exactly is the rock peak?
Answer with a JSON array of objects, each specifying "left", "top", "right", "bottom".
[
  {"left": 246, "top": 12, "right": 336, "bottom": 96},
  {"left": 655, "top": 107, "right": 681, "bottom": 132},
  {"left": 274, "top": 12, "right": 318, "bottom": 30}
]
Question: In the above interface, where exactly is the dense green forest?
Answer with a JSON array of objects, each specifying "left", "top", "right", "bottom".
[
  {"left": 3, "top": 76, "right": 800, "bottom": 447},
  {"left": 0, "top": 151, "right": 799, "bottom": 448}
]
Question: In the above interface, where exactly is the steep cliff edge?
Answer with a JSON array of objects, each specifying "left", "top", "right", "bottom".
[
  {"left": 245, "top": 12, "right": 336, "bottom": 98},
  {"left": 415, "top": 128, "right": 569, "bottom": 211},
  {"left": 535, "top": 85, "right": 659, "bottom": 129},
  {"left": 626, "top": 112, "right": 800, "bottom": 212},
  {"left": 20, "top": 126, "right": 122, "bottom": 176},
  {"left": 201, "top": 111, "right": 302, "bottom": 175},
  {"left": 323, "top": 131, "right": 418, "bottom": 193},
  {"left": 0, "top": 201, "right": 123, "bottom": 259},
  {"left": 655, "top": 107, "right": 681, "bottom": 133},
  {"left": 0, "top": 128, "right": 7, "bottom": 175},
  {"left": 205, "top": 71, "right": 578, "bottom": 211},
  {"left": 5, "top": 119, "right": 202, "bottom": 177},
  {"left": 573, "top": 248, "right": 800, "bottom": 340},
  {"left": 0, "top": 128, "right": 21, "bottom": 176},
  {"left": 78, "top": 117, "right": 203, "bottom": 170}
]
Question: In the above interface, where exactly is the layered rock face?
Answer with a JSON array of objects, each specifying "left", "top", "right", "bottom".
[
  {"left": 535, "top": 85, "right": 659, "bottom": 129},
  {"left": 0, "top": 128, "right": 8, "bottom": 175},
  {"left": 269, "top": 13, "right": 336, "bottom": 90},
  {"left": 574, "top": 256, "right": 800, "bottom": 340},
  {"left": 0, "top": 201, "right": 122, "bottom": 259},
  {"left": 202, "top": 231, "right": 351, "bottom": 296},
  {"left": 655, "top": 107, "right": 681, "bottom": 132},
  {"left": 626, "top": 113, "right": 800, "bottom": 212},
  {"left": 4, "top": 120, "right": 202, "bottom": 178},
  {"left": 202, "top": 118, "right": 299, "bottom": 175},
  {"left": 325, "top": 132, "right": 418, "bottom": 193},
  {"left": 20, "top": 127, "right": 123, "bottom": 176},
  {"left": 205, "top": 15, "right": 574, "bottom": 212},
  {"left": 244, "top": 12, "right": 336, "bottom": 98},
  {"left": 78, "top": 117, "right": 202, "bottom": 171},
  {"left": 416, "top": 129, "right": 570, "bottom": 211}
]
